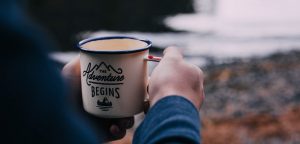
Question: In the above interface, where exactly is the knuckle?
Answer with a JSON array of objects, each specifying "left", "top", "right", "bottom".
[{"left": 198, "top": 68, "right": 204, "bottom": 77}]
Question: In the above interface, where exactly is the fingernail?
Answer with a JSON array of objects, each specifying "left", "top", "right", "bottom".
[{"left": 110, "top": 125, "right": 120, "bottom": 135}]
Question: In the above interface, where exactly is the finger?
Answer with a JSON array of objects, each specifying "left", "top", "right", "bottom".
[
  {"left": 114, "top": 117, "right": 134, "bottom": 129},
  {"left": 109, "top": 124, "right": 126, "bottom": 140},
  {"left": 102, "top": 117, "right": 133, "bottom": 141},
  {"left": 198, "top": 68, "right": 204, "bottom": 83},
  {"left": 62, "top": 54, "right": 80, "bottom": 77},
  {"left": 202, "top": 90, "right": 206, "bottom": 102},
  {"left": 162, "top": 46, "right": 183, "bottom": 61},
  {"left": 197, "top": 67, "right": 205, "bottom": 101},
  {"left": 61, "top": 55, "right": 82, "bottom": 108},
  {"left": 110, "top": 124, "right": 120, "bottom": 134},
  {"left": 198, "top": 67, "right": 205, "bottom": 109},
  {"left": 144, "top": 100, "right": 150, "bottom": 114}
]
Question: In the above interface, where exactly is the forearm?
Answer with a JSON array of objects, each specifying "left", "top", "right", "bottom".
[{"left": 133, "top": 96, "right": 201, "bottom": 144}]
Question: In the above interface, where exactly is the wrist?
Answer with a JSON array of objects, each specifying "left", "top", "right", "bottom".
[{"left": 150, "top": 88, "right": 201, "bottom": 110}]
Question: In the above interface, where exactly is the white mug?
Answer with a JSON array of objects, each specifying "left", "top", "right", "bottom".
[{"left": 78, "top": 36, "right": 154, "bottom": 118}]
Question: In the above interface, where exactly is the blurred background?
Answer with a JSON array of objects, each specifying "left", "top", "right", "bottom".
[{"left": 27, "top": 0, "right": 300, "bottom": 143}]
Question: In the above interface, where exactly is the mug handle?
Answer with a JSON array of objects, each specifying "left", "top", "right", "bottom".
[
  {"left": 143, "top": 55, "right": 162, "bottom": 114},
  {"left": 144, "top": 54, "right": 161, "bottom": 94},
  {"left": 144, "top": 55, "right": 162, "bottom": 62}
]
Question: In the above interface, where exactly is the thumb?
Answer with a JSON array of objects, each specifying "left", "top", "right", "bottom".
[{"left": 62, "top": 55, "right": 81, "bottom": 77}]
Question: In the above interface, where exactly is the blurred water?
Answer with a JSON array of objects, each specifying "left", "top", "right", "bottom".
[
  {"left": 53, "top": 0, "right": 300, "bottom": 66},
  {"left": 81, "top": 0, "right": 300, "bottom": 66},
  {"left": 166, "top": 0, "right": 300, "bottom": 58}
]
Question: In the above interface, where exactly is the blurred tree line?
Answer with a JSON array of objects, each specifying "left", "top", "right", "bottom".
[{"left": 27, "top": 0, "right": 194, "bottom": 51}]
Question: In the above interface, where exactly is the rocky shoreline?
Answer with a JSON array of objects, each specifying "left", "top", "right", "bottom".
[
  {"left": 201, "top": 50, "right": 300, "bottom": 144},
  {"left": 202, "top": 50, "right": 300, "bottom": 118}
]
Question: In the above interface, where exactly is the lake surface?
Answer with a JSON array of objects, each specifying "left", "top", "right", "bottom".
[{"left": 52, "top": 0, "right": 300, "bottom": 66}]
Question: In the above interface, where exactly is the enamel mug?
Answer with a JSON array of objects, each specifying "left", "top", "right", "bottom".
[{"left": 78, "top": 36, "right": 153, "bottom": 118}]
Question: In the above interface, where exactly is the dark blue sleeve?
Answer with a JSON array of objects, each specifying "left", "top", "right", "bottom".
[
  {"left": 133, "top": 96, "right": 201, "bottom": 144},
  {"left": 0, "top": 1, "right": 100, "bottom": 143}
]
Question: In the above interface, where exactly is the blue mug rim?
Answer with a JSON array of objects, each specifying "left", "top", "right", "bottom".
[{"left": 78, "top": 36, "right": 152, "bottom": 54}]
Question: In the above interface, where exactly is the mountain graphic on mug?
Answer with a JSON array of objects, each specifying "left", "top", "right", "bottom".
[
  {"left": 97, "top": 97, "right": 113, "bottom": 111},
  {"left": 83, "top": 62, "right": 125, "bottom": 86},
  {"left": 83, "top": 62, "right": 123, "bottom": 75}
]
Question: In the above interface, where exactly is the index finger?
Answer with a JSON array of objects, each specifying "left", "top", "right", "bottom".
[{"left": 162, "top": 46, "right": 183, "bottom": 61}]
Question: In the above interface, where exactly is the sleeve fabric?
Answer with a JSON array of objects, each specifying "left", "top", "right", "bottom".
[
  {"left": 0, "top": 1, "right": 100, "bottom": 143},
  {"left": 133, "top": 96, "right": 201, "bottom": 144}
]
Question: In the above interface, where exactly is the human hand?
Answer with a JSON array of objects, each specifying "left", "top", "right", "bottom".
[
  {"left": 62, "top": 55, "right": 134, "bottom": 142},
  {"left": 148, "top": 47, "right": 205, "bottom": 109}
]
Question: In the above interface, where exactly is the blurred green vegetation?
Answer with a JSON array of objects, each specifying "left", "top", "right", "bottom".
[{"left": 27, "top": 0, "right": 194, "bottom": 51}]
